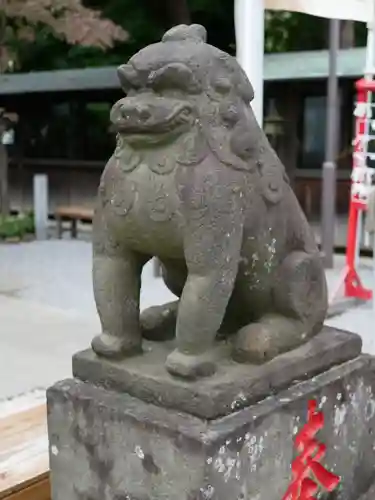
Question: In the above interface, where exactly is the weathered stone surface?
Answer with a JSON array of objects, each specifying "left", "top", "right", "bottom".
[
  {"left": 90, "top": 23, "right": 328, "bottom": 379},
  {"left": 48, "top": 354, "right": 375, "bottom": 500},
  {"left": 73, "top": 326, "right": 361, "bottom": 419}
]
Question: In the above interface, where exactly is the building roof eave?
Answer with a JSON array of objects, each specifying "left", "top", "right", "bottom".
[{"left": 0, "top": 47, "right": 366, "bottom": 95}]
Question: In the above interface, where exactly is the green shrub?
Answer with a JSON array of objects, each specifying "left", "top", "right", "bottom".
[{"left": 0, "top": 212, "right": 35, "bottom": 239}]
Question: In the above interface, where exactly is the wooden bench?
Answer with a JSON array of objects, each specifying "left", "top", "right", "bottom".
[
  {"left": 0, "top": 391, "right": 50, "bottom": 500},
  {"left": 55, "top": 206, "right": 94, "bottom": 239}
]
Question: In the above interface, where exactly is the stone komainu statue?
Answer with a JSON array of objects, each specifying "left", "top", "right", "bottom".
[{"left": 91, "top": 24, "right": 328, "bottom": 379}]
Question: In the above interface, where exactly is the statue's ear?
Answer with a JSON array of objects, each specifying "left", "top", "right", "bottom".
[
  {"left": 213, "top": 56, "right": 254, "bottom": 104},
  {"left": 205, "top": 123, "right": 255, "bottom": 172},
  {"left": 204, "top": 110, "right": 257, "bottom": 172},
  {"left": 117, "top": 64, "right": 141, "bottom": 92}
]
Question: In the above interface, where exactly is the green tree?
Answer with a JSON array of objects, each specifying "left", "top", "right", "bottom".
[{"left": 264, "top": 11, "right": 366, "bottom": 53}]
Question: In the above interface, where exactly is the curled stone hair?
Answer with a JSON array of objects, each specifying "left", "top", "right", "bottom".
[{"left": 162, "top": 24, "right": 207, "bottom": 43}]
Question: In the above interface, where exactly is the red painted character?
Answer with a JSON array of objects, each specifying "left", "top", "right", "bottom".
[{"left": 282, "top": 400, "right": 341, "bottom": 500}]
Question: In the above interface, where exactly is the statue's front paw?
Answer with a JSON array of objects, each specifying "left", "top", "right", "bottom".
[
  {"left": 91, "top": 333, "right": 141, "bottom": 359},
  {"left": 165, "top": 349, "right": 216, "bottom": 379}
]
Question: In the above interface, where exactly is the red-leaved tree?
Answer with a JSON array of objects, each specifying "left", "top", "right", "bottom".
[
  {"left": 0, "top": 0, "right": 128, "bottom": 71},
  {"left": 0, "top": 0, "right": 127, "bottom": 216}
]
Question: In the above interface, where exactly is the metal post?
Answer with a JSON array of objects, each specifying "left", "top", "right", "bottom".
[
  {"left": 321, "top": 19, "right": 340, "bottom": 268},
  {"left": 33, "top": 174, "right": 49, "bottom": 240},
  {"left": 0, "top": 118, "right": 8, "bottom": 216},
  {"left": 372, "top": 1, "right": 375, "bottom": 312},
  {"left": 359, "top": 0, "right": 375, "bottom": 261}
]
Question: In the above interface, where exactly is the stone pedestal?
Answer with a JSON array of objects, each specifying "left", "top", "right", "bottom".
[{"left": 47, "top": 327, "right": 375, "bottom": 500}]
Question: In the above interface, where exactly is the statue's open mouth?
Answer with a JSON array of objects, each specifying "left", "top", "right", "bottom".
[{"left": 113, "top": 104, "right": 193, "bottom": 136}]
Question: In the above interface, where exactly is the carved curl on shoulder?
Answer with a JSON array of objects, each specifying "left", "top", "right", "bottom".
[
  {"left": 162, "top": 24, "right": 207, "bottom": 43},
  {"left": 211, "top": 55, "right": 254, "bottom": 105}
]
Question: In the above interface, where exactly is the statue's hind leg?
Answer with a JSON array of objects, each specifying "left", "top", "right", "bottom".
[
  {"left": 232, "top": 251, "right": 328, "bottom": 364},
  {"left": 140, "top": 259, "right": 186, "bottom": 341},
  {"left": 140, "top": 259, "right": 236, "bottom": 341}
]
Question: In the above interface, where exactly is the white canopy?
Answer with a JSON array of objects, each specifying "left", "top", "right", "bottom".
[{"left": 265, "top": 0, "right": 372, "bottom": 23}]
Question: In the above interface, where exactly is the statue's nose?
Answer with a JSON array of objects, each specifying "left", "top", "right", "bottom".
[{"left": 120, "top": 103, "right": 151, "bottom": 121}]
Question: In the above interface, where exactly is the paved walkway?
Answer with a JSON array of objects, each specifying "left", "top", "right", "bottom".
[{"left": 0, "top": 239, "right": 374, "bottom": 400}]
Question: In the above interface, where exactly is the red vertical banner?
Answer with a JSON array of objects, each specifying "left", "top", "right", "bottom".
[{"left": 331, "top": 78, "right": 375, "bottom": 304}]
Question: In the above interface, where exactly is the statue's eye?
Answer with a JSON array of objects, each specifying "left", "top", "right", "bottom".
[
  {"left": 148, "top": 63, "right": 201, "bottom": 93},
  {"left": 117, "top": 64, "right": 142, "bottom": 92}
]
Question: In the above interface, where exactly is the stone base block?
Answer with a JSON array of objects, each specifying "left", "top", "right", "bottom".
[
  {"left": 48, "top": 354, "right": 375, "bottom": 500},
  {"left": 72, "top": 326, "right": 361, "bottom": 419}
]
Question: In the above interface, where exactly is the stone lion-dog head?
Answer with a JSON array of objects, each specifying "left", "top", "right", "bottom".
[{"left": 109, "top": 23, "right": 271, "bottom": 177}]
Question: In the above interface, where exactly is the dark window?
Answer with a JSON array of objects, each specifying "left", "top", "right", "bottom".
[
  {"left": 23, "top": 102, "right": 71, "bottom": 159},
  {"left": 79, "top": 102, "right": 114, "bottom": 161},
  {"left": 21, "top": 99, "right": 115, "bottom": 162},
  {"left": 300, "top": 96, "right": 327, "bottom": 169}
]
